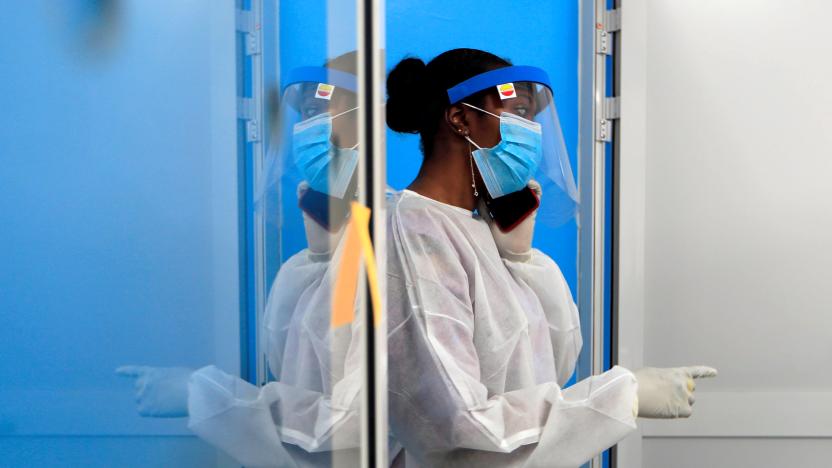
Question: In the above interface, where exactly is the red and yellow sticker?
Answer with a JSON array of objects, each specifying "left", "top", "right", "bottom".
[
  {"left": 497, "top": 82, "right": 517, "bottom": 100},
  {"left": 315, "top": 83, "right": 335, "bottom": 100}
]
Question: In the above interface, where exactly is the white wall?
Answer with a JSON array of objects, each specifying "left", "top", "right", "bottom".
[{"left": 618, "top": 1, "right": 832, "bottom": 466}]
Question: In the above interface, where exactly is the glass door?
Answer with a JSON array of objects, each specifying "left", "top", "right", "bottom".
[
  {"left": 382, "top": 1, "right": 625, "bottom": 467},
  {"left": 241, "top": 0, "right": 386, "bottom": 465}
]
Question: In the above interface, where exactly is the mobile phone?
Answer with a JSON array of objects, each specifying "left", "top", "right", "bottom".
[
  {"left": 482, "top": 186, "right": 540, "bottom": 233},
  {"left": 298, "top": 187, "right": 351, "bottom": 232}
]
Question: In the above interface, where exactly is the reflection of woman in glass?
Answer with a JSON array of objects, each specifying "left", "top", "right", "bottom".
[
  {"left": 189, "top": 53, "right": 368, "bottom": 467},
  {"left": 385, "top": 48, "right": 715, "bottom": 467},
  {"left": 119, "top": 53, "right": 368, "bottom": 468}
]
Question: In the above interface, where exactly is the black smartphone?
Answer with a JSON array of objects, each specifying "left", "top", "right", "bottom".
[
  {"left": 298, "top": 188, "right": 351, "bottom": 232},
  {"left": 482, "top": 186, "right": 540, "bottom": 232}
]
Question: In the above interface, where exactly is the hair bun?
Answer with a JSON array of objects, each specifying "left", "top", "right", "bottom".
[{"left": 386, "top": 57, "right": 429, "bottom": 134}]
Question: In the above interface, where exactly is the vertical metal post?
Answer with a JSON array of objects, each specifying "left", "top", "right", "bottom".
[
  {"left": 577, "top": 0, "right": 602, "bottom": 385},
  {"left": 248, "top": 0, "right": 268, "bottom": 388},
  {"left": 577, "top": 0, "right": 595, "bottom": 398},
  {"left": 609, "top": 3, "right": 622, "bottom": 467},
  {"left": 370, "top": 0, "right": 388, "bottom": 465},
  {"left": 237, "top": 0, "right": 267, "bottom": 386},
  {"left": 579, "top": 0, "right": 619, "bottom": 467},
  {"left": 356, "top": 0, "right": 386, "bottom": 466},
  {"left": 589, "top": 0, "right": 607, "bottom": 457}
]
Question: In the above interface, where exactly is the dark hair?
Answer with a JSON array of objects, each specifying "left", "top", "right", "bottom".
[{"left": 386, "top": 48, "right": 511, "bottom": 156}]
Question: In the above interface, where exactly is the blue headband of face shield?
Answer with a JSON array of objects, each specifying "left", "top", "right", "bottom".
[{"left": 446, "top": 65, "right": 552, "bottom": 104}]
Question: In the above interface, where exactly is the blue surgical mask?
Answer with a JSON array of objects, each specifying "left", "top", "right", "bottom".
[
  {"left": 462, "top": 102, "right": 543, "bottom": 198},
  {"left": 292, "top": 107, "right": 359, "bottom": 199}
]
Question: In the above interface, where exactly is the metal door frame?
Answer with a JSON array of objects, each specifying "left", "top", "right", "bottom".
[{"left": 578, "top": 0, "right": 621, "bottom": 467}]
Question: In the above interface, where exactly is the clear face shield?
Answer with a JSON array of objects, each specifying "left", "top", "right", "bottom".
[
  {"left": 448, "top": 66, "right": 579, "bottom": 227},
  {"left": 257, "top": 66, "right": 360, "bottom": 232}
]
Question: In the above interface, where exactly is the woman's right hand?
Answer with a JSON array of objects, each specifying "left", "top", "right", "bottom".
[
  {"left": 297, "top": 181, "right": 346, "bottom": 259},
  {"left": 633, "top": 366, "right": 718, "bottom": 418}
]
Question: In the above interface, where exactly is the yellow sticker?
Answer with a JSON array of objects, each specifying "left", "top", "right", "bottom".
[
  {"left": 497, "top": 82, "right": 517, "bottom": 100},
  {"left": 315, "top": 83, "right": 335, "bottom": 100}
]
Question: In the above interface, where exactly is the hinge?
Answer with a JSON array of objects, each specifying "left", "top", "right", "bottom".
[
  {"left": 596, "top": 8, "right": 620, "bottom": 55},
  {"left": 237, "top": 97, "right": 255, "bottom": 121},
  {"left": 596, "top": 29, "right": 612, "bottom": 55},
  {"left": 604, "top": 8, "right": 621, "bottom": 33},
  {"left": 596, "top": 97, "right": 620, "bottom": 142},
  {"left": 603, "top": 96, "right": 620, "bottom": 120},
  {"left": 246, "top": 120, "right": 260, "bottom": 143},
  {"left": 237, "top": 97, "right": 260, "bottom": 142},
  {"left": 236, "top": 10, "right": 255, "bottom": 33},
  {"left": 236, "top": 9, "right": 261, "bottom": 56},
  {"left": 237, "top": 8, "right": 261, "bottom": 142},
  {"left": 245, "top": 30, "right": 261, "bottom": 56}
]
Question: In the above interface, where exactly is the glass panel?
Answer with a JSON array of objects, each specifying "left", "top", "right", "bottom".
[
  {"left": 1, "top": 1, "right": 381, "bottom": 466},
  {"left": 232, "top": 0, "right": 375, "bottom": 466}
]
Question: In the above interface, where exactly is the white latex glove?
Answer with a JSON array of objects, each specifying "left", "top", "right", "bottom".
[
  {"left": 478, "top": 179, "right": 542, "bottom": 262},
  {"left": 633, "top": 366, "right": 718, "bottom": 419},
  {"left": 298, "top": 181, "right": 347, "bottom": 260},
  {"left": 116, "top": 365, "right": 193, "bottom": 418}
]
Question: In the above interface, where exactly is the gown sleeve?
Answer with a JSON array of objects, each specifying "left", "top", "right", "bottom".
[
  {"left": 387, "top": 202, "right": 638, "bottom": 467},
  {"left": 186, "top": 248, "right": 364, "bottom": 468},
  {"left": 502, "top": 248, "right": 583, "bottom": 387}
]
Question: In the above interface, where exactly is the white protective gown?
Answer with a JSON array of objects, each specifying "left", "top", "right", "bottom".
[
  {"left": 386, "top": 189, "right": 638, "bottom": 467},
  {"left": 186, "top": 243, "right": 365, "bottom": 468}
]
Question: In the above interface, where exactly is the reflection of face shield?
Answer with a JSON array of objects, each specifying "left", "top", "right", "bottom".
[
  {"left": 257, "top": 67, "right": 360, "bottom": 211},
  {"left": 447, "top": 66, "right": 579, "bottom": 227}
]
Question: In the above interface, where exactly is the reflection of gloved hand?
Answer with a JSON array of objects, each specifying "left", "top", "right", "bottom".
[
  {"left": 633, "top": 366, "right": 718, "bottom": 418},
  {"left": 298, "top": 181, "right": 346, "bottom": 260},
  {"left": 116, "top": 366, "right": 193, "bottom": 418},
  {"left": 478, "top": 179, "right": 542, "bottom": 262}
]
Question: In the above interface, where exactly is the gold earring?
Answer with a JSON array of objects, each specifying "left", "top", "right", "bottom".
[{"left": 468, "top": 141, "right": 478, "bottom": 197}]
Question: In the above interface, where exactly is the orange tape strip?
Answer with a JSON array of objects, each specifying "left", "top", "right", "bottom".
[
  {"left": 330, "top": 202, "right": 382, "bottom": 328},
  {"left": 331, "top": 214, "right": 361, "bottom": 328}
]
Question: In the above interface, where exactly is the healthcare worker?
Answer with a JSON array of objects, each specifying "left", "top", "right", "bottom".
[
  {"left": 118, "top": 53, "right": 371, "bottom": 468},
  {"left": 384, "top": 48, "right": 717, "bottom": 467}
]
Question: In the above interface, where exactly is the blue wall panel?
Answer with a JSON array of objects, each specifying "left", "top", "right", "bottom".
[
  {"left": 385, "top": 0, "right": 581, "bottom": 293},
  {"left": 273, "top": 1, "right": 579, "bottom": 291}
]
